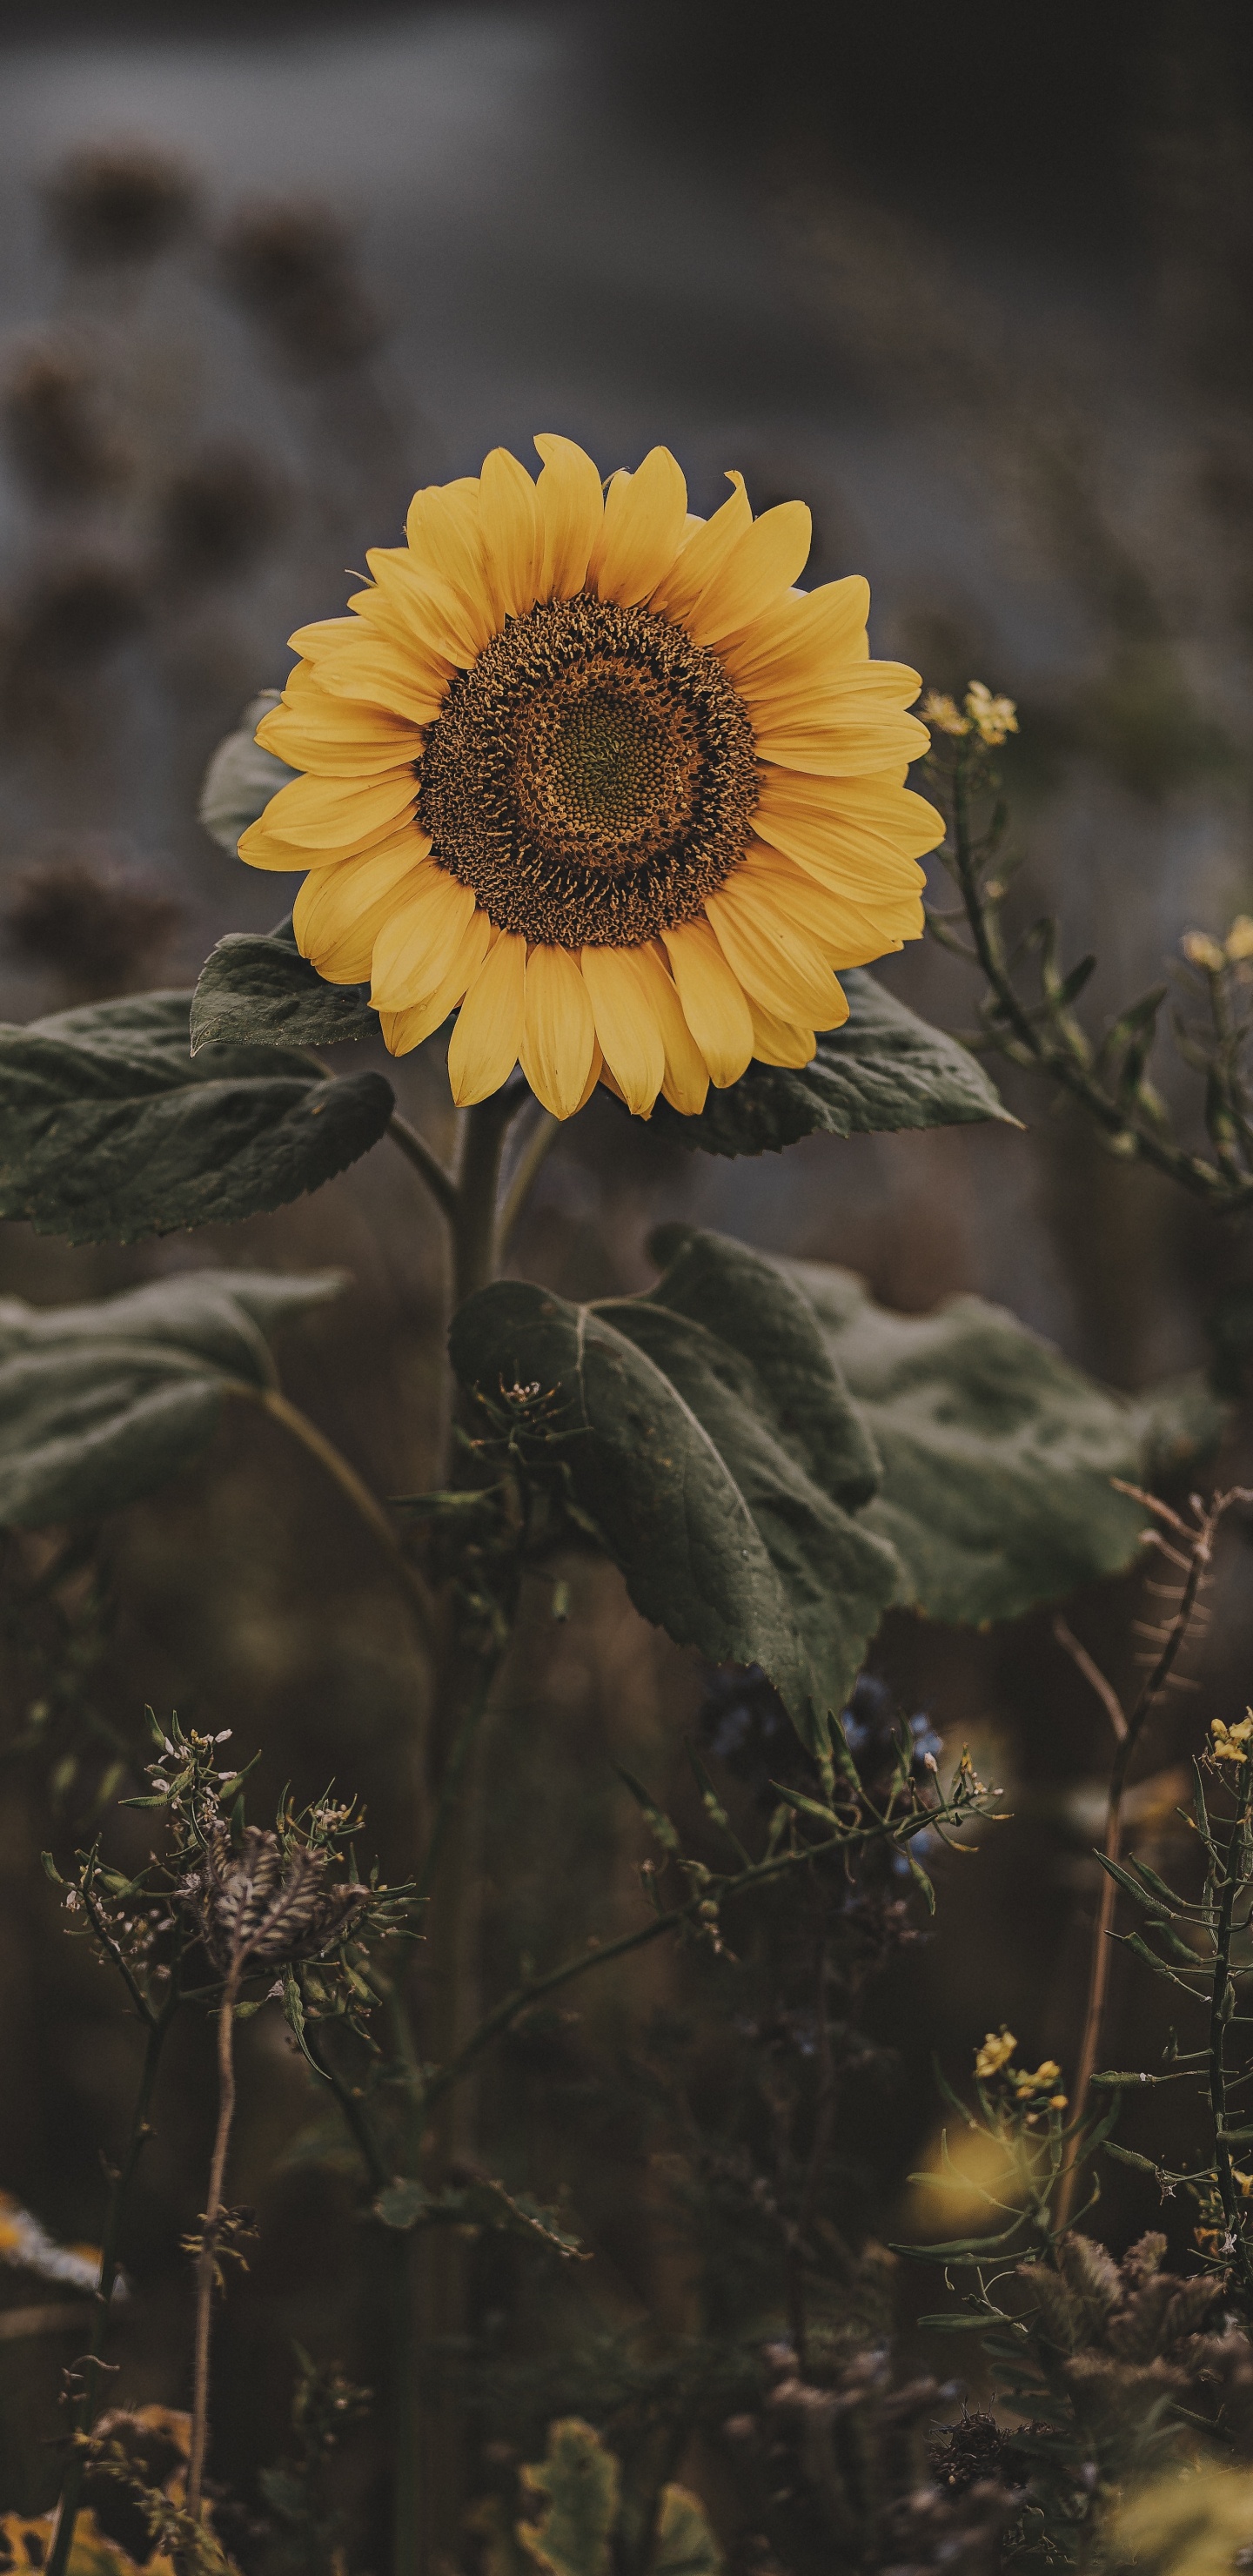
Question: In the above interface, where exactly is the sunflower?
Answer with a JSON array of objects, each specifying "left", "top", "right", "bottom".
[{"left": 240, "top": 438, "right": 941, "bottom": 1120}]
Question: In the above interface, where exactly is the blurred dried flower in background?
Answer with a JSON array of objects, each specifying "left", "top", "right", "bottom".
[
  {"left": 2, "top": 845, "right": 182, "bottom": 1000},
  {"left": 2, "top": 345, "right": 131, "bottom": 504},
  {"left": 12, "top": 559, "right": 145, "bottom": 676},
  {"left": 218, "top": 198, "right": 385, "bottom": 370},
  {"left": 156, "top": 439, "right": 286, "bottom": 588},
  {"left": 41, "top": 144, "right": 198, "bottom": 268}
]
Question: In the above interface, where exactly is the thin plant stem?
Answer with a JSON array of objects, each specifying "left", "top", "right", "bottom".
[
  {"left": 450, "top": 1091, "right": 520, "bottom": 1317},
  {"left": 300, "top": 2020, "right": 391, "bottom": 2193},
  {"left": 941, "top": 742, "right": 1253, "bottom": 1210},
  {"left": 386, "top": 1114, "right": 459, "bottom": 1222},
  {"left": 496, "top": 1107, "right": 559, "bottom": 1253},
  {"left": 1055, "top": 1495, "right": 1233, "bottom": 2229},
  {"left": 46, "top": 1987, "right": 179, "bottom": 2576},
  {"left": 414, "top": 1650, "right": 500, "bottom": 1909},
  {"left": 243, "top": 1386, "right": 436, "bottom": 1648},
  {"left": 186, "top": 1960, "right": 243, "bottom": 2524},
  {"left": 1209, "top": 1758, "right": 1253, "bottom": 2303}
]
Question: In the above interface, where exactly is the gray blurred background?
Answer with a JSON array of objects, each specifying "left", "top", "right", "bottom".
[{"left": 2, "top": 0, "right": 1253, "bottom": 2541}]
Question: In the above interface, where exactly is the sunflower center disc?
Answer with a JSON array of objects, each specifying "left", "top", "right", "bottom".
[{"left": 417, "top": 594, "right": 758, "bottom": 947}]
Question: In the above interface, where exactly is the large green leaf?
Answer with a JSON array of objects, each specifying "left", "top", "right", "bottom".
[
  {"left": 789, "top": 1261, "right": 1224, "bottom": 1626},
  {"left": 0, "top": 992, "right": 395, "bottom": 1244},
  {"left": 191, "top": 927, "right": 378, "bottom": 1054},
  {"left": 449, "top": 1227, "right": 899, "bottom": 1752},
  {"left": 0, "top": 1269, "right": 344, "bottom": 1526},
  {"left": 650, "top": 968, "right": 1012, "bottom": 1156},
  {"left": 198, "top": 692, "right": 294, "bottom": 854}
]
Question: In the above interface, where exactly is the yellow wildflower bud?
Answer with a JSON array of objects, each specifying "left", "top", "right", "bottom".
[
  {"left": 1049, "top": 2094, "right": 1069, "bottom": 2111},
  {"left": 1183, "top": 930, "right": 1228, "bottom": 973},
  {"left": 975, "top": 2028, "right": 1016, "bottom": 2080},
  {"left": 1236, "top": 2170, "right": 1253, "bottom": 2198},
  {"left": 964, "top": 681, "right": 1019, "bottom": 747},
  {"left": 1226, "top": 915, "right": 1253, "bottom": 962}
]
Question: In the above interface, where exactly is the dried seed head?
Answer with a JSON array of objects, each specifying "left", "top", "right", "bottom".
[{"left": 180, "top": 1824, "right": 367, "bottom": 1974}]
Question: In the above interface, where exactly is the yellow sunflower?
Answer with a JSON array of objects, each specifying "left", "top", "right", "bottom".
[{"left": 240, "top": 438, "right": 942, "bottom": 1120}]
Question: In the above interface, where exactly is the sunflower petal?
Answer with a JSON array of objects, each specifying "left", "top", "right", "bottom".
[
  {"left": 293, "top": 831, "right": 433, "bottom": 983},
  {"left": 362, "top": 553, "right": 486, "bottom": 667},
  {"left": 258, "top": 682, "right": 425, "bottom": 779},
  {"left": 638, "top": 946, "right": 709, "bottom": 1114},
  {"left": 246, "top": 768, "right": 418, "bottom": 853},
  {"left": 754, "top": 768, "right": 940, "bottom": 884},
  {"left": 580, "top": 946, "right": 667, "bottom": 1117},
  {"left": 370, "top": 866, "right": 481, "bottom": 1010},
  {"left": 706, "top": 875, "right": 849, "bottom": 1026},
  {"left": 534, "top": 434, "right": 605, "bottom": 600},
  {"left": 447, "top": 930, "right": 527, "bottom": 1105},
  {"left": 587, "top": 446, "right": 688, "bottom": 607},
  {"left": 715, "top": 576, "right": 870, "bottom": 691},
  {"left": 649, "top": 473, "right": 750, "bottom": 621},
  {"left": 479, "top": 446, "right": 543, "bottom": 623},
  {"left": 683, "top": 502, "right": 812, "bottom": 647},
  {"left": 519, "top": 946, "right": 597, "bottom": 1118},
  {"left": 745, "top": 996, "right": 821, "bottom": 1065},
  {"left": 405, "top": 479, "right": 492, "bottom": 636},
  {"left": 307, "top": 636, "right": 449, "bottom": 728},
  {"left": 660, "top": 917, "right": 754, "bottom": 1087}
]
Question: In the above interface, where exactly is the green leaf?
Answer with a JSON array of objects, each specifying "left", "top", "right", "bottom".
[
  {"left": 0, "top": 1268, "right": 344, "bottom": 1526},
  {"left": 787, "top": 1261, "right": 1224, "bottom": 1627},
  {"left": 449, "top": 1226, "right": 900, "bottom": 1753},
  {"left": 519, "top": 2421, "right": 620, "bottom": 2576},
  {"left": 0, "top": 990, "right": 395, "bottom": 1243},
  {"left": 198, "top": 693, "right": 294, "bottom": 853},
  {"left": 191, "top": 925, "right": 379, "bottom": 1054},
  {"left": 653, "top": 2488, "right": 722, "bottom": 2576},
  {"left": 649, "top": 968, "right": 1013, "bottom": 1157}
]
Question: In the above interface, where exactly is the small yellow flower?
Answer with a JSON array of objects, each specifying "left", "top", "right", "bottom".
[
  {"left": 975, "top": 2027, "right": 1016, "bottom": 2080},
  {"left": 964, "top": 681, "right": 1018, "bottom": 747},
  {"left": 1015, "top": 2057, "right": 1062, "bottom": 2092},
  {"left": 1227, "top": 914, "right": 1253, "bottom": 962},
  {"left": 921, "top": 690, "right": 970, "bottom": 738},
  {"left": 1210, "top": 1714, "right": 1253, "bottom": 1764},
  {"left": 1235, "top": 2169, "right": 1253, "bottom": 2198},
  {"left": 1183, "top": 929, "right": 1228, "bottom": 974},
  {"left": 1049, "top": 2094, "right": 1069, "bottom": 2111}
]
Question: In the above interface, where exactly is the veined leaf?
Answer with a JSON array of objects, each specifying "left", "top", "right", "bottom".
[
  {"left": 787, "top": 1261, "right": 1224, "bottom": 1626},
  {"left": 0, "top": 991, "right": 394, "bottom": 1244},
  {"left": 0, "top": 1269, "right": 344, "bottom": 1526},
  {"left": 198, "top": 692, "right": 293, "bottom": 854},
  {"left": 191, "top": 922, "right": 379, "bottom": 1054},
  {"left": 450, "top": 1226, "right": 899, "bottom": 1753},
  {"left": 650, "top": 968, "right": 1012, "bottom": 1157}
]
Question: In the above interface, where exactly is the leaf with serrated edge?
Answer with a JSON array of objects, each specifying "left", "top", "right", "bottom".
[
  {"left": 650, "top": 968, "right": 1012, "bottom": 1157},
  {"left": 191, "top": 932, "right": 378, "bottom": 1054},
  {"left": 198, "top": 693, "right": 294, "bottom": 854},
  {"left": 0, "top": 1268, "right": 344, "bottom": 1526},
  {"left": 449, "top": 1226, "right": 900, "bottom": 1753},
  {"left": 786, "top": 1259, "right": 1224, "bottom": 1627},
  {"left": 0, "top": 990, "right": 395, "bottom": 1244}
]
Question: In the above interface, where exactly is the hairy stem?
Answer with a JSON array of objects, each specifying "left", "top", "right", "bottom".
[
  {"left": 496, "top": 1106, "right": 559, "bottom": 1252},
  {"left": 1209, "top": 1760, "right": 1253, "bottom": 2302},
  {"left": 46, "top": 1991, "right": 178, "bottom": 2576},
  {"left": 451, "top": 1090, "right": 520, "bottom": 1316},
  {"left": 186, "top": 1960, "right": 242, "bottom": 2523}
]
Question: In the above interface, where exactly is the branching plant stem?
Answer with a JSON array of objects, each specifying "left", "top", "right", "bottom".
[
  {"left": 1055, "top": 1489, "right": 1250, "bottom": 2228},
  {"left": 935, "top": 740, "right": 1253, "bottom": 1211},
  {"left": 1209, "top": 1758, "right": 1253, "bottom": 2303}
]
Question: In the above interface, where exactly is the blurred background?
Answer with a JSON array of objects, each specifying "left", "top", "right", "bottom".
[{"left": 2, "top": 0, "right": 1253, "bottom": 2553}]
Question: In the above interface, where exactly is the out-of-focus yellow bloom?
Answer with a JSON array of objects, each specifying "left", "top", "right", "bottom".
[
  {"left": 1116, "top": 2465, "right": 1253, "bottom": 2576},
  {"left": 1183, "top": 929, "right": 1228, "bottom": 973},
  {"left": 1210, "top": 1714, "right": 1253, "bottom": 1764},
  {"left": 1226, "top": 913, "right": 1253, "bottom": 961},
  {"left": 975, "top": 2027, "right": 1016, "bottom": 2080},
  {"left": 921, "top": 690, "right": 969, "bottom": 737},
  {"left": 964, "top": 681, "right": 1018, "bottom": 746}
]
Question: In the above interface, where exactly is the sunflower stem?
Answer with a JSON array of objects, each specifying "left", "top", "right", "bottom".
[{"left": 450, "top": 1089, "right": 521, "bottom": 1312}]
